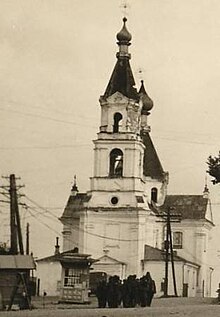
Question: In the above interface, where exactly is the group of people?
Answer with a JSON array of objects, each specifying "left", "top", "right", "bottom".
[{"left": 95, "top": 272, "right": 156, "bottom": 308}]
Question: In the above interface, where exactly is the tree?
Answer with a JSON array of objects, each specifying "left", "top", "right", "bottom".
[
  {"left": 207, "top": 152, "right": 220, "bottom": 184},
  {"left": 0, "top": 242, "right": 10, "bottom": 255}
]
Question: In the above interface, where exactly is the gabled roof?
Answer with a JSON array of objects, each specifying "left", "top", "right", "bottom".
[
  {"left": 161, "top": 195, "right": 212, "bottom": 222},
  {"left": 141, "top": 132, "right": 165, "bottom": 180},
  {"left": 95, "top": 254, "right": 126, "bottom": 265},
  {"left": 104, "top": 58, "right": 139, "bottom": 101},
  {"left": 143, "top": 244, "right": 199, "bottom": 267},
  {"left": 36, "top": 249, "right": 93, "bottom": 264},
  {"left": 61, "top": 193, "right": 91, "bottom": 218},
  {"left": 0, "top": 255, "right": 36, "bottom": 270}
]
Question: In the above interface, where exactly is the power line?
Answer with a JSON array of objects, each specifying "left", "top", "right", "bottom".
[
  {"left": 22, "top": 196, "right": 215, "bottom": 266},
  {"left": 0, "top": 143, "right": 91, "bottom": 150},
  {"left": 0, "top": 107, "right": 97, "bottom": 129},
  {"left": 1, "top": 98, "right": 219, "bottom": 140},
  {"left": 26, "top": 208, "right": 61, "bottom": 235},
  {"left": 25, "top": 195, "right": 147, "bottom": 242},
  {"left": 0, "top": 98, "right": 98, "bottom": 123},
  {"left": 1, "top": 104, "right": 220, "bottom": 148}
]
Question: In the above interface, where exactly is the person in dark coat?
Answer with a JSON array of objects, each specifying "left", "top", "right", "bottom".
[
  {"left": 121, "top": 279, "right": 130, "bottom": 308},
  {"left": 96, "top": 280, "right": 107, "bottom": 308},
  {"left": 107, "top": 276, "right": 121, "bottom": 308},
  {"left": 129, "top": 275, "right": 139, "bottom": 307},
  {"left": 139, "top": 275, "right": 148, "bottom": 307},
  {"left": 145, "top": 272, "right": 156, "bottom": 307}
]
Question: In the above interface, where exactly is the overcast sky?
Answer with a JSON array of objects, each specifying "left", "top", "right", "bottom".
[{"left": 0, "top": 0, "right": 220, "bottom": 291}]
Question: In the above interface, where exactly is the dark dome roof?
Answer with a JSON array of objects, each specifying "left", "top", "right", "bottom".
[
  {"left": 116, "top": 17, "right": 132, "bottom": 44},
  {"left": 139, "top": 80, "right": 153, "bottom": 115}
]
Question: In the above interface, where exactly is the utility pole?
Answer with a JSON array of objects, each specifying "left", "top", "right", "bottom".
[
  {"left": 1, "top": 174, "right": 25, "bottom": 255},
  {"left": 157, "top": 206, "right": 181, "bottom": 297},
  {"left": 26, "top": 222, "right": 30, "bottom": 255},
  {"left": 167, "top": 208, "right": 178, "bottom": 297},
  {"left": 9, "top": 174, "right": 19, "bottom": 254},
  {"left": 164, "top": 211, "right": 169, "bottom": 297},
  {"left": 10, "top": 174, "right": 24, "bottom": 255}
]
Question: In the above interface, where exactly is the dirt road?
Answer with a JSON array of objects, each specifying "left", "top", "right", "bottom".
[{"left": 1, "top": 297, "right": 219, "bottom": 317}]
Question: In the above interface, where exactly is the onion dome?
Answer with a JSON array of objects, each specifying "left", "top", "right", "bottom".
[
  {"left": 116, "top": 17, "right": 132, "bottom": 44},
  {"left": 139, "top": 80, "right": 154, "bottom": 115}
]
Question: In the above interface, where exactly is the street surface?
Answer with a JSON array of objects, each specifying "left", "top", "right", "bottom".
[{"left": 0, "top": 297, "right": 219, "bottom": 317}]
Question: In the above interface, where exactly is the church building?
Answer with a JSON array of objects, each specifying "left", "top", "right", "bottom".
[{"left": 60, "top": 18, "right": 214, "bottom": 297}]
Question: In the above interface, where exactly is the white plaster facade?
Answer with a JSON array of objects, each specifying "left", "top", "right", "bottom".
[
  {"left": 36, "top": 259, "right": 61, "bottom": 296},
  {"left": 142, "top": 260, "right": 199, "bottom": 297},
  {"left": 171, "top": 219, "right": 213, "bottom": 297}
]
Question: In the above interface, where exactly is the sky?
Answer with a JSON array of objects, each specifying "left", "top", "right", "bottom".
[{"left": 0, "top": 0, "right": 220, "bottom": 293}]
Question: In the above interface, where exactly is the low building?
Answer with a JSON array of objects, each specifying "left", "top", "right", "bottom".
[
  {"left": 142, "top": 244, "right": 200, "bottom": 297},
  {"left": 0, "top": 255, "right": 36, "bottom": 309},
  {"left": 162, "top": 193, "right": 214, "bottom": 297},
  {"left": 36, "top": 245, "right": 95, "bottom": 303}
]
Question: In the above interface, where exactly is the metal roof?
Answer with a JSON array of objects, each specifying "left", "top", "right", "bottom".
[
  {"left": 143, "top": 244, "right": 200, "bottom": 267},
  {"left": 141, "top": 132, "right": 165, "bottom": 180},
  {"left": 37, "top": 249, "right": 94, "bottom": 264},
  {"left": 104, "top": 58, "right": 139, "bottom": 101},
  {"left": 0, "top": 255, "right": 36, "bottom": 269},
  {"left": 61, "top": 193, "right": 90, "bottom": 218},
  {"left": 161, "top": 195, "right": 210, "bottom": 220}
]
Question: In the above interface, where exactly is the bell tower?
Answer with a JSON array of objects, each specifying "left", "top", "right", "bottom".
[{"left": 89, "top": 18, "right": 148, "bottom": 208}]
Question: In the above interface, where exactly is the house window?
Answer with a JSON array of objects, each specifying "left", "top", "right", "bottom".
[
  {"left": 151, "top": 187, "right": 158, "bottom": 203},
  {"left": 64, "top": 268, "right": 83, "bottom": 287},
  {"left": 109, "top": 148, "right": 123, "bottom": 177},
  {"left": 173, "top": 231, "right": 183, "bottom": 249},
  {"left": 113, "top": 112, "right": 122, "bottom": 133}
]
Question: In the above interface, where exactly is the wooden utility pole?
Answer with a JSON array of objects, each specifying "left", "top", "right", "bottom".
[
  {"left": 11, "top": 174, "right": 24, "bottom": 254},
  {"left": 157, "top": 206, "right": 181, "bottom": 297},
  {"left": 9, "top": 174, "right": 18, "bottom": 254},
  {"left": 167, "top": 209, "right": 178, "bottom": 297},
  {"left": 26, "top": 222, "right": 30, "bottom": 255},
  {"left": 0, "top": 174, "right": 26, "bottom": 254},
  {"left": 164, "top": 211, "right": 170, "bottom": 297},
  {"left": 165, "top": 207, "right": 178, "bottom": 297},
  {"left": 8, "top": 174, "right": 24, "bottom": 254}
]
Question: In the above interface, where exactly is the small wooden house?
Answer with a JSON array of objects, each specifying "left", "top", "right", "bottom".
[
  {"left": 59, "top": 250, "right": 95, "bottom": 303},
  {"left": 36, "top": 248, "right": 95, "bottom": 303},
  {"left": 0, "top": 255, "right": 36, "bottom": 310}
]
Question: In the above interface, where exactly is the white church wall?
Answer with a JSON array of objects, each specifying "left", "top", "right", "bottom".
[
  {"left": 81, "top": 211, "right": 147, "bottom": 276},
  {"left": 63, "top": 218, "right": 80, "bottom": 252},
  {"left": 143, "top": 177, "right": 167, "bottom": 206}
]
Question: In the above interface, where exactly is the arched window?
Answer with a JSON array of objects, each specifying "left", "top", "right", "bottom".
[
  {"left": 109, "top": 148, "right": 123, "bottom": 177},
  {"left": 151, "top": 187, "right": 158, "bottom": 203},
  {"left": 113, "top": 112, "right": 122, "bottom": 133}
]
